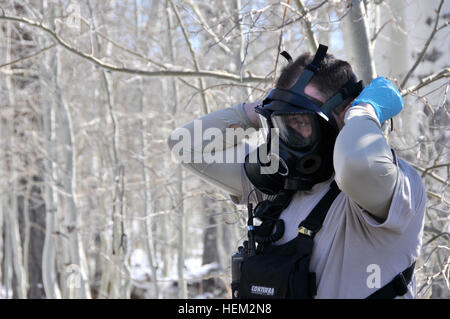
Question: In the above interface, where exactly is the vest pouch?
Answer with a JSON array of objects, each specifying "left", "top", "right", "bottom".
[
  {"left": 288, "top": 237, "right": 315, "bottom": 298},
  {"left": 239, "top": 235, "right": 315, "bottom": 299}
]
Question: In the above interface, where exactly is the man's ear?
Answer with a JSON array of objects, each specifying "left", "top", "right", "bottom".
[
  {"left": 334, "top": 104, "right": 352, "bottom": 130},
  {"left": 341, "top": 103, "right": 352, "bottom": 116}
]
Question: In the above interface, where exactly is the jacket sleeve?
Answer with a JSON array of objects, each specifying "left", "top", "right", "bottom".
[
  {"left": 167, "top": 103, "right": 258, "bottom": 198},
  {"left": 333, "top": 104, "right": 398, "bottom": 221}
]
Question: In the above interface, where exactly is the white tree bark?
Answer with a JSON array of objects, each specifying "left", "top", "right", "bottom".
[
  {"left": 166, "top": 0, "right": 187, "bottom": 299},
  {"left": 3, "top": 213, "right": 12, "bottom": 298},
  {"left": 7, "top": 177, "right": 27, "bottom": 299},
  {"left": 295, "top": 0, "right": 319, "bottom": 53},
  {"left": 373, "top": 1, "right": 413, "bottom": 145},
  {"left": 3, "top": 20, "right": 27, "bottom": 299},
  {"left": 22, "top": 179, "right": 32, "bottom": 294},
  {"left": 41, "top": 2, "right": 62, "bottom": 300},
  {"left": 340, "top": 0, "right": 377, "bottom": 84},
  {"left": 132, "top": 0, "right": 160, "bottom": 298},
  {"left": 0, "top": 72, "right": 12, "bottom": 296},
  {"left": 41, "top": 69, "right": 62, "bottom": 299},
  {"left": 85, "top": 1, "right": 130, "bottom": 298},
  {"left": 53, "top": 45, "right": 91, "bottom": 298}
]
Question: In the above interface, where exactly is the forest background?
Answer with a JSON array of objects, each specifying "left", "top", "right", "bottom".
[{"left": 0, "top": 0, "right": 448, "bottom": 299}]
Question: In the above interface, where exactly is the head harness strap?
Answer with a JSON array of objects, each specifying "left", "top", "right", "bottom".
[
  {"left": 307, "top": 44, "right": 328, "bottom": 72},
  {"left": 261, "top": 44, "right": 364, "bottom": 130},
  {"left": 290, "top": 44, "right": 328, "bottom": 95},
  {"left": 280, "top": 51, "right": 294, "bottom": 64},
  {"left": 321, "top": 77, "right": 364, "bottom": 118}
]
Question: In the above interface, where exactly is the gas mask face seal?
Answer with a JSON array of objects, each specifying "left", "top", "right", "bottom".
[{"left": 244, "top": 44, "right": 364, "bottom": 195}]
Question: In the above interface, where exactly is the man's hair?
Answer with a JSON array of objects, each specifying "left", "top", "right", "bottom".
[{"left": 276, "top": 52, "right": 357, "bottom": 114}]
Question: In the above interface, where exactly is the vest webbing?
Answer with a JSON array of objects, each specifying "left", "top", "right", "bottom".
[{"left": 258, "top": 180, "right": 415, "bottom": 298}]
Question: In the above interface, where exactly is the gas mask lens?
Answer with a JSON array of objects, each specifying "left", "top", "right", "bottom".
[{"left": 271, "top": 112, "right": 320, "bottom": 149}]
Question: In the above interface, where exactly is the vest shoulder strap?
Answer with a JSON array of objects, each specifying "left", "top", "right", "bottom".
[
  {"left": 366, "top": 262, "right": 416, "bottom": 299},
  {"left": 298, "top": 181, "right": 341, "bottom": 238}
]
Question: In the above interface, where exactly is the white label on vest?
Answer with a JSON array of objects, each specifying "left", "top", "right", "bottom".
[{"left": 251, "top": 285, "right": 275, "bottom": 296}]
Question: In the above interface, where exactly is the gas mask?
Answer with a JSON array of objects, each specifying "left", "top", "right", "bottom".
[{"left": 244, "top": 45, "right": 364, "bottom": 195}]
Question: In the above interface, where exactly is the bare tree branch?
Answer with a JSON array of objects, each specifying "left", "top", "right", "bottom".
[
  {"left": 0, "top": 44, "right": 56, "bottom": 68},
  {"left": 400, "top": 0, "right": 446, "bottom": 89},
  {"left": 408, "top": 161, "right": 449, "bottom": 186},
  {"left": 294, "top": 0, "right": 319, "bottom": 52},
  {"left": 401, "top": 67, "right": 450, "bottom": 96},
  {"left": 186, "top": 0, "right": 232, "bottom": 55},
  {"left": 272, "top": 0, "right": 291, "bottom": 88},
  {"left": 0, "top": 13, "right": 270, "bottom": 83},
  {"left": 169, "top": 0, "right": 210, "bottom": 114}
]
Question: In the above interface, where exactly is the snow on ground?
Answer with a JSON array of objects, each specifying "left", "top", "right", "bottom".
[
  {"left": 130, "top": 248, "right": 151, "bottom": 282},
  {"left": 130, "top": 248, "right": 224, "bottom": 298},
  {"left": 1, "top": 286, "right": 11, "bottom": 299}
]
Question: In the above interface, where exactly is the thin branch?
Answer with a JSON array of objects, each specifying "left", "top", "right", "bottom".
[
  {"left": 169, "top": 0, "right": 210, "bottom": 114},
  {"left": 371, "top": 19, "right": 392, "bottom": 42},
  {"left": 426, "top": 191, "right": 450, "bottom": 206},
  {"left": 186, "top": 0, "right": 232, "bottom": 55},
  {"left": 272, "top": 0, "right": 291, "bottom": 88},
  {"left": 283, "top": 0, "right": 328, "bottom": 29},
  {"left": 401, "top": 67, "right": 450, "bottom": 96},
  {"left": 424, "top": 232, "right": 450, "bottom": 247},
  {"left": 95, "top": 32, "right": 168, "bottom": 69},
  {"left": 421, "top": 163, "right": 450, "bottom": 179},
  {"left": 408, "top": 161, "right": 449, "bottom": 186},
  {"left": 0, "top": 14, "right": 270, "bottom": 83},
  {"left": 0, "top": 44, "right": 56, "bottom": 68},
  {"left": 400, "top": 0, "right": 446, "bottom": 89},
  {"left": 294, "top": 0, "right": 319, "bottom": 52}
]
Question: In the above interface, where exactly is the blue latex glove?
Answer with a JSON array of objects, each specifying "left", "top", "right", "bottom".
[{"left": 352, "top": 77, "right": 404, "bottom": 124}]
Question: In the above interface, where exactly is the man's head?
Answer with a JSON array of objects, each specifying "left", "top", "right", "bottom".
[
  {"left": 276, "top": 52, "right": 357, "bottom": 130},
  {"left": 244, "top": 46, "right": 363, "bottom": 194}
]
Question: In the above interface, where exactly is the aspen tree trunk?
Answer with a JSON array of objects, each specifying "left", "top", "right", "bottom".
[
  {"left": 156, "top": 77, "right": 171, "bottom": 280},
  {"left": 166, "top": 0, "right": 187, "bottom": 299},
  {"left": 133, "top": 0, "right": 159, "bottom": 298},
  {"left": 138, "top": 85, "right": 160, "bottom": 298},
  {"left": 4, "top": 20, "right": 27, "bottom": 299},
  {"left": 316, "top": 3, "right": 332, "bottom": 48},
  {"left": 399, "top": 1, "right": 445, "bottom": 155},
  {"left": 53, "top": 46, "right": 91, "bottom": 299},
  {"left": 41, "top": 85, "right": 61, "bottom": 299},
  {"left": 22, "top": 179, "right": 46, "bottom": 299},
  {"left": 103, "top": 49, "right": 129, "bottom": 301},
  {"left": 233, "top": 0, "right": 246, "bottom": 81},
  {"left": 295, "top": 0, "right": 319, "bottom": 53},
  {"left": 0, "top": 4, "right": 10, "bottom": 296},
  {"left": 159, "top": 185, "right": 171, "bottom": 279},
  {"left": 21, "top": 180, "right": 31, "bottom": 295},
  {"left": 5, "top": 125, "right": 27, "bottom": 300},
  {"left": 0, "top": 52, "right": 12, "bottom": 295},
  {"left": 340, "top": 0, "right": 376, "bottom": 84},
  {"left": 168, "top": 0, "right": 209, "bottom": 114},
  {"left": 40, "top": 2, "right": 62, "bottom": 299},
  {"left": 3, "top": 215, "right": 12, "bottom": 298},
  {"left": 201, "top": 200, "right": 221, "bottom": 293},
  {"left": 374, "top": 1, "right": 412, "bottom": 145},
  {"left": 85, "top": 1, "right": 130, "bottom": 298}
]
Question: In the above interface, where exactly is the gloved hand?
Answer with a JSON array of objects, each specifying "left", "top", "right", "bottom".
[{"left": 352, "top": 77, "right": 404, "bottom": 124}]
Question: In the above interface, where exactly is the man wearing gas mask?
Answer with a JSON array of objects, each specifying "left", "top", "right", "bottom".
[{"left": 168, "top": 45, "right": 426, "bottom": 299}]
